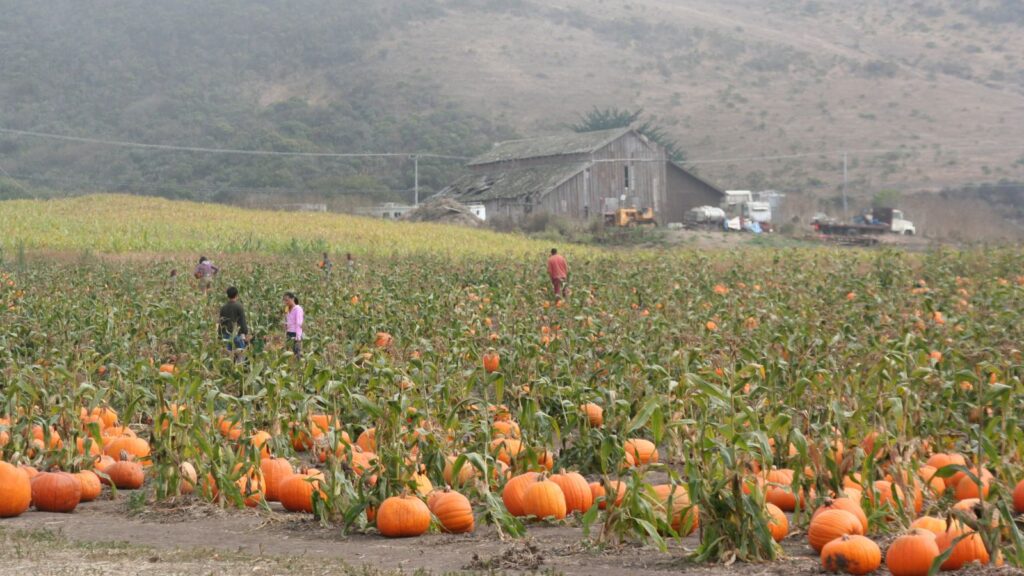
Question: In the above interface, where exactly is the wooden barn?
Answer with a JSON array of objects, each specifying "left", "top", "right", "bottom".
[{"left": 439, "top": 127, "right": 724, "bottom": 224}]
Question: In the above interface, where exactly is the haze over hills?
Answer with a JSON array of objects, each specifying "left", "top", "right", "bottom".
[{"left": 1, "top": 0, "right": 1022, "bottom": 224}]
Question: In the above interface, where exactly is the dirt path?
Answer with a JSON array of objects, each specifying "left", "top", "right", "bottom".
[
  {"left": 3, "top": 498, "right": 1021, "bottom": 575},
  {"left": 0, "top": 498, "right": 830, "bottom": 576}
]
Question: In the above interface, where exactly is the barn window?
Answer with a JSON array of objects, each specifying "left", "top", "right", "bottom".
[{"left": 624, "top": 166, "right": 632, "bottom": 190}]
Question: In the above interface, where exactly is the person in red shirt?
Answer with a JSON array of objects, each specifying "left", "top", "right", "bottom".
[{"left": 547, "top": 248, "right": 569, "bottom": 299}]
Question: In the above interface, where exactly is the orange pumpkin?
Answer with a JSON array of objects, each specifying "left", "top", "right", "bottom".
[
  {"left": 590, "top": 479, "right": 626, "bottom": 510},
  {"left": 765, "top": 468, "right": 800, "bottom": 512},
  {"left": 491, "top": 420, "right": 521, "bottom": 439},
  {"left": 549, "top": 470, "right": 592, "bottom": 514},
  {"left": 925, "top": 452, "right": 966, "bottom": 488},
  {"left": 821, "top": 535, "right": 881, "bottom": 575},
  {"left": 910, "top": 515, "right": 946, "bottom": 536},
  {"left": 1014, "top": 479, "right": 1024, "bottom": 514},
  {"left": 916, "top": 465, "right": 946, "bottom": 496},
  {"left": 490, "top": 437, "right": 523, "bottom": 465},
  {"left": 0, "top": 461, "right": 32, "bottom": 517},
  {"left": 278, "top": 470, "right": 325, "bottom": 513},
  {"left": 377, "top": 494, "right": 430, "bottom": 537},
  {"left": 766, "top": 502, "right": 788, "bottom": 542},
  {"left": 886, "top": 529, "right": 940, "bottom": 576},
  {"left": 808, "top": 509, "right": 864, "bottom": 552},
  {"left": 652, "top": 484, "right": 699, "bottom": 536},
  {"left": 260, "top": 457, "right": 293, "bottom": 502},
  {"left": 502, "top": 472, "right": 539, "bottom": 516},
  {"left": 953, "top": 469, "right": 993, "bottom": 501},
  {"left": 32, "top": 471, "right": 82, "bottom": 513},
  {"left": 76, "top": 470, "right": 102, "bottom": 502},
  {"left": 428, "top": 487, "right": 475, "bottom": 533},
  {"left": 103, "top": 437, "right": 151, "bottom": 465},
  {"left": 374, "top": 332, "right": 394, "bottom": 348},
  {"left": 482, "top": 351, "right": 500, "bottom": 373},
  {"left": 356, "top": 428, "right": 377, "bottom": 453},
  {"left": 814, "top": 497, "right": 869, "bottom": 533},
  {"left": 216, "top": 416, "right": 243, "bottom": 441},
  {"left": 107, "top": 453, "right": 145, "bottom": 489},
  {"left": 523, "top": 479, "right": 567, "bottom": 520},
  {"left": 623, "top": 438, "right": 658, "bottom": 466},
  {"left": 580, "top": 403, "right": 603, "bottom": 427},
  {"left": 936, "top": 526, "right": 990, "bottom": 570},
  {"left": 248, "top": 430, "right": 273, "bottom": 459}
]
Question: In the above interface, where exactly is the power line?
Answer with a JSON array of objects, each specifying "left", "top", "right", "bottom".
[{"left": 0, "top": 127, "right": 469, "bottom": 161}]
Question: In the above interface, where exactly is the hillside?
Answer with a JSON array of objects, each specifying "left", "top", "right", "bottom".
[{"left": 0, "top": 1, "right": 1022, "bottom": 213}]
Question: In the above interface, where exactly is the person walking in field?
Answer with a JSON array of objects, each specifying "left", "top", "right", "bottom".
[
  {"left": 319, "top": 252, "right": 332, "bottom": 280},
  {"left": 547, "top": 248, "right": 569, "bottom": 299},
  {"left": 283, "top": 291, "right": 304, "bottom": 358},
  {"left": 194, "top": 256, "right": 219, "bottom": 293},
  {"left": 218, "top": 286, "right": 249, "bottom": 353}
]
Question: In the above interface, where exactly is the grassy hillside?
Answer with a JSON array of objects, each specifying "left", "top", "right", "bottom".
[
  {"left": 0, "top": 195, "right": 576, "bottom": 257},
  {"left": 0, "top": 0, "right": 1022, "bottom": 213}
]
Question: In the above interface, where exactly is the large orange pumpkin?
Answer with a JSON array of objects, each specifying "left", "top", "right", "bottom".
[
  {"left": 808, "top": 509, "right": 864, "bottom": 552},
  {"left": 766, "top": 502, "right": 788, "bottom": 542},
  {"left": 821, "top": 535, "right": 881, "bottom": 575},
  {"left": 765, "top": 468, "right": 799, "bottom": 512},
  {"left": 813, "top": 497, "right": 868, "bottom": 533},
  {"left": 103, "top": 437, "right": 150, "bottom": 463},
  {"left": 590, "top": 479, "right": 626, "bottom": 510},
  {"left": 953, "top": 469, "right": 993, "bottom": 501},
  {"left": 502, "top": 472, "right": 539, "bottom": 516},
  {"left": 260, "top": 457, "right": 293, "bottom": 502},
  {"left": 248, "top": 431, "right": 273, "bottom": 459},
  {"left": 107, "top": 454, "right": 145, "bottom": 489},
  {"left": 428, "top": 487, "right": 474, "bottom": 533},
  {"left": 76, "top": 470, "right": 102, "bottom": 502},
  {"left": 580, "top": 403, "right": 603, "bottom": 427},
  {"left": 925, "top": 452, "right": 966, "bottom": 488},
  {"left": 909, "top": 515, "right": 946, "bottom": 536},
  {"left": 32, "top": 471, "right": 82, "bottom": 513},
  {"left": 278, "top": 470, "right": 325, "bottom": 513},
  {"left": 886, "top": 529, "right": 940, "bottom": 576},
  {"left": 936, "top": 526, "right": 989, "bottom": 570},
  {"left": 0, "top": 461, "right": 32, "bottom": 517},
  {"left": 490, "top": 437, "right": 523, "bottom": 465},
  {"left": 523, "top": 479, "right": 567, "bottom": 520},
  {"left": 377, "top": 494, "right": 430, "bottom": 537},
  {"left": 1014, "top": 479, "right": 1024, "bottom": 514},
  {"left": 623, "top": 438, "right": 658, "bottom": 466},
  {"left": 550, "top": 470, "right": 592, "bottom": 514},
  {"left": 356, "top": 428, "right": 377, "bottom": 453},
  {"left": 652, "top": 484, "right": 699, "bottom": 536}
]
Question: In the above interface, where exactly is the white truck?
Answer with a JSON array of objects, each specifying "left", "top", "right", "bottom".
[{"left": 814, "top": 208, "right": 916, "bottom": 236}]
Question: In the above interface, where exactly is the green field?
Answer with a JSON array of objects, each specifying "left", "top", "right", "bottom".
[{"left": 1, "top": 196, "right": 1023, "bottom": 575}]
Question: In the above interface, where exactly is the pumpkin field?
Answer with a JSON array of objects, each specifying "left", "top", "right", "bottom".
[{"left": 1, "top": 196, "right": 1024, "bottom": 575}]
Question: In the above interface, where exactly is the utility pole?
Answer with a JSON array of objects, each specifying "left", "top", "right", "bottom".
[
  {"left": 413, "top": 154, "right": 420, "bottom": 206},
  {"left": 841, "top": 152, "right": 848, "bottom": 219}
]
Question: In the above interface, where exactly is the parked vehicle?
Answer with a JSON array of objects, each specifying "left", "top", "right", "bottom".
[
  {"left": 684, "top": 205, "right": 726, "bottom": 228},
  {"left": 813, "top": 207, "right": 916, "bottom": 236}
]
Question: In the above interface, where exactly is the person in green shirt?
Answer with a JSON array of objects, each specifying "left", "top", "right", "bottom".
[{"left": 218, "top": 286, "right": 249, "bottom": 351}]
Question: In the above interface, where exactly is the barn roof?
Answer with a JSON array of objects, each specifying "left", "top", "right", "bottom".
[
  {"left": 668, "top": 161, "right": 725, "bottom": 196},
  {"left": 438, "top": 162, "right": 588, "bottom": 203},
  {"left": 467, "top": 127, "right": 632, "bottom": 166}
]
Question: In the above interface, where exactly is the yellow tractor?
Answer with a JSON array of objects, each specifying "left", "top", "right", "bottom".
[{"left": 603, "top": 197, "right": 657, "bottom": 227}]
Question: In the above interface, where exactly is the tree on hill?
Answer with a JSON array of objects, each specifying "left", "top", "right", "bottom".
[{"left": 569, "top": 106, "right": 684, "bottom": 162}]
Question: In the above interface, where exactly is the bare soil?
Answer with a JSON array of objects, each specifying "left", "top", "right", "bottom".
[{"left": 2, "top": 497, "right": 1021, "bottom": 575}]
